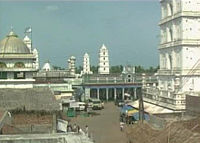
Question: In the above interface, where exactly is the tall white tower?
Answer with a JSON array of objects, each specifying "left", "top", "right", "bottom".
[
  {"left": 98, "top": 44, "right": 110, "bottom": 74},
  {"left": 82, "top": 53, "right": 93, "bottom": 75},
  {"left": 68, "top": 56, "right": 76, "bottom": 76},
  {"left": 144, "top": 0, "right": 200, "bottom": 111}
]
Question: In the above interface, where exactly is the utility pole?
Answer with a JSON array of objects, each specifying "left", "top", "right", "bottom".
[
  {"left": 139, "top": 87, "right": 144, "bottom": 122},
  {"left": 139, "top": 73, "right": 146, "bottom": 122}
]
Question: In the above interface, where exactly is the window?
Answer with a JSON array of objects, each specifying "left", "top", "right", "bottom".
[
  {"left": 0, "top": 72, "right": 7, "bottom": 79},
  {"left": 170, "top": 28, "right": 173, "bottom": 41},
  {"left": 169, "top": 3, "right": 173, "bottom": 15},
  {"left": 0, "top": 62, "right": 7, "bottom": 68},
  {"left": 14, "top": 72, "right": 25, "bottom": 79}
]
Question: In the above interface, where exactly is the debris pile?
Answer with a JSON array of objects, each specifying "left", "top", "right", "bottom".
[{"left": 126, "top": 118, "right": 200, "bottom": 143}]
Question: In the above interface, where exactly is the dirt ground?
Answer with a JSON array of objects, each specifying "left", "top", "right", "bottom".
[{"left": 70, "top": 102, "right": 128, "bottom": 143}]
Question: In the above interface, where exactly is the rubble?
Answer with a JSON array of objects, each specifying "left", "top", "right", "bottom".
[{"left": 126, "top": 118, "right": 200, "bottom": 143}]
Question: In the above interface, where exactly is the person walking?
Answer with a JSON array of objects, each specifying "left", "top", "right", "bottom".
[
  {"left": 73, "top": 124, "right": 77, "bottom": 132},
  {"left": 85, "top": 125, "right": 89, "bottom": 136},
  {"left": 120, "top": 122, "right": 124, "bottom": 132}
]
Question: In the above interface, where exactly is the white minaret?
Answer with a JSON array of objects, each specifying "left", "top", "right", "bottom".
[
  {"left": 23, "top": 35, "right": 32, "bottom": 52},
  {"left": 68, "top": 56, "right": 76, "bottom": 76},
  {"left": 98, "top": 44, "right": 110, "bottom": 74},
  {"left": 82, "top": 53, "right": 93, "bottom": 75},
  {"left": 144, "top": 0, "right": 200, "bottom": 111}
]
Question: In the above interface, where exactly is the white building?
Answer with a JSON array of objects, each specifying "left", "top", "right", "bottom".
[
  {"left": 0, "top": 30, "right": 39, "bottom": 88},
  {"left": 81, "top": 53, "right": 93, "bottom": 75},
  {"left": 98, "top": 44, "right": 110, "bottom": 75},
  {"left": 143, "top": 0, "right": 200, "bottom": 111},
  {"left": 42, "top": 61, "right": 53, "bottom": 71}
]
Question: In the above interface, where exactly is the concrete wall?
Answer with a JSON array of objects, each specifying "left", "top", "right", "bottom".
[{"left": 0, "top": 133, "right": 93, "bottom": 143}]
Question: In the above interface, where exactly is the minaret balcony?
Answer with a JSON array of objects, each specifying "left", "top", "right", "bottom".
[
  {"left": 159, "top": 39, "right": 200, "bottom": 49},
  {"left": 159, "top": 11, "right": 200, "bottom": 25}
]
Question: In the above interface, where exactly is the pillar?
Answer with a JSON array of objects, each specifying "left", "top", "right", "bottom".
[
  {"left": 85, "top": 88, "right": 91, "bottom": 100},
  {"left": 106, "top": 88, "right": 109, "bottom": 101},
  {"left": 97, "top": 88, "right": 100, "bottom": 99},
  {"left": 122, "top": 88, "right": 125, "bottom": 100},
  {"left": 114, "top": 88, "right": 117, "bottom": 100},
  {"left": 134, "top": 88, "right": 137, "bottom": 99}
]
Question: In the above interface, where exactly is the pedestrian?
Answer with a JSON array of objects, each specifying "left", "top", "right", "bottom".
[
  {"left": 73, "top": 124, "right": 77, "bottom": 132},
  {"left": 120, "top": 122, "right": 124, "bottom": 132},
  {"left": 85, "top": 125, "right": 89, "bottom": 136},
  {"left": 77, "top": 125, "right": 80, "bottom": 133}
]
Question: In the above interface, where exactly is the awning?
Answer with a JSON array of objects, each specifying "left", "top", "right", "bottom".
[
  {"left": 127, "top": 109, "right": 138, "bottom": 116},
  {"left": 132, "top": 112, "right": 150, "bottom": 121},
  {"left": 127, "top": 100, "right": 174, "bottom": 114},
  {"left": 120, "top": 105, "right": 134, "bottom": 114}
]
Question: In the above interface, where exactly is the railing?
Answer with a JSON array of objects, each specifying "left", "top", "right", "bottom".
[{"left": 83, "top": 75, "right": 157, "bottom": 85}]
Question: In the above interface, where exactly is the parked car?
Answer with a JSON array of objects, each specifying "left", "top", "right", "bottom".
[
  {"left": 92, "top": 99, "right": 104, "bottom": 110},
  {"left": 86, "top": 99, "right": 93, "bottom": 108},
  {"left": 76, "top": 102, "right": 86, "bottom": 111}
]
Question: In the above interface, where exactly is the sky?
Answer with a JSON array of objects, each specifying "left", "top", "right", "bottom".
[{"left": 0, "top": 1, "right": 160, "bottom": 68}]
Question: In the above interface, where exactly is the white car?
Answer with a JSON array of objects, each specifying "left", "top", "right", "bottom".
[{"left": 77, "top": 102, "right": 86, "bottom": 111}]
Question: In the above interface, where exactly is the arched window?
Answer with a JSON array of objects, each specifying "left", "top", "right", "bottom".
[
  {"left": 169, "top": 54, "right": 172, "bottom": 70},
  {"left": 0, "top": 62, "right": 7, "bottom": 68},
  {"left": 169, "top": 28, "right": 173, "bottom": 41},
  {"left": 14, "top": 62, "right": 25, "bottom": 68},
  {"left": 169, "top": 3, "right": 173, "bottom": 15}
]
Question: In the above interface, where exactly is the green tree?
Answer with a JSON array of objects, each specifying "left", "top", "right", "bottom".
[
  {"left": 90, "top": 66, "right": 98, "bottom": 74},
  {"left": 110, "top": 65, "right": 123, "bottom": 73},
  {"left": 75, "top": 66, "right": 83, "bottom": 74},
  {"left": 52, "top": 65, "right": 64, "bottom": 70}
]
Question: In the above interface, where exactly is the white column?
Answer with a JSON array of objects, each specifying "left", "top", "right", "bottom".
[
  {"left": 97, "top": 88, "right": 100, "bottom": 99},
  {"left": 114, "top": 88, "right": 117, "bottom": 100},
  {"left": 134, "top": 88, "right": 137, "bottom": 99},
  {"left": 122, "top": 88, "right": 125, "bottom": 100},
  {"left": 106, "top": 88, "right": 109, "bottom": 101},
  {"left": 85, "top": 88, "right": 91, "bottom": 100}
]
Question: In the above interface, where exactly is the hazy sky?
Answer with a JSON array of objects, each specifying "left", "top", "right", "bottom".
[{"left": 0, "top": 1, "right": 160, "bottom": 68}]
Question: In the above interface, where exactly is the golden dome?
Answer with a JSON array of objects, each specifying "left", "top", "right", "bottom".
[{"left": 0, "top": 31, "right": 30, "bottom": 54}]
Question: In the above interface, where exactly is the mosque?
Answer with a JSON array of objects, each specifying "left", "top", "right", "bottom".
[{"left": 0, "top": 30, "right": 39, "bottom": 88}]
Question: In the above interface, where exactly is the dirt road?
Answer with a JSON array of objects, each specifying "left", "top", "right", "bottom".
[{"left": 71, "top": 102, "right": 127, "bottom": 143}]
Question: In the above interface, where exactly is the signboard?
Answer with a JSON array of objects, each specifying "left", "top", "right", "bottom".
[{"left": 57, "top": 119, "right": 68, "bottom": 132}]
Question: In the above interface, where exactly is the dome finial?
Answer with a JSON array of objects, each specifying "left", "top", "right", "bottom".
[
  {"left": 7, "top": 26, "right": 17, "bottom": 37},
  {"left": 11, "top": 25, "right": 13, "bottom": 32}
]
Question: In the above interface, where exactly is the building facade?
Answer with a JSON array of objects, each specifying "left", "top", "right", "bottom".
[
  {"left": 98, "top": 44, "right": 110, "bottom": 75},
  {"left": 143, "top": 0, "right": 200, "bottom": 111},
  {"left": 0, "top": 30, "right": 39, "bottom": 88}
]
